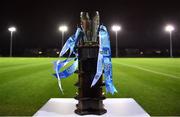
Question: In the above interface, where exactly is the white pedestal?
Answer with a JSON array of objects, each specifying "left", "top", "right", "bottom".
[{"left": 33, "top": 98, "right": 150, "bottom": 117}]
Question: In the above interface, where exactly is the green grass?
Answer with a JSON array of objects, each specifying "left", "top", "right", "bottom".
[{"left": 0, "top": 57, "right": 180, "bottom": 116}]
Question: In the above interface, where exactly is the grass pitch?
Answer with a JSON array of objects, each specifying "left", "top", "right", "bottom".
[{"left": 0, "top": 57, "right": 180, "bottom": 116}]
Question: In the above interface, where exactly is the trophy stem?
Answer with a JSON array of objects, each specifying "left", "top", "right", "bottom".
[{"left": 74, "top": 42, "right": 107, "bottom": 115}]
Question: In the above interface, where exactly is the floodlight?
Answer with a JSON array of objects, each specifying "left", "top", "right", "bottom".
[
  {"left": 8, "top": 27, "right": 16, "bottom": 32},
  {"left": 112, "top": 25, "right": 121, "bottom": 32},
  {"left": 165, "top": 25, "right": 174, "bottom": 32},
  {"left": 59, "top": 25, "right": 68, "bottom": 32}
]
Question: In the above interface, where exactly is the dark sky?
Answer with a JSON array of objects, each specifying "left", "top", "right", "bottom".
[{"left": 0, "top": 0, "right": 180, "bottom": 54}]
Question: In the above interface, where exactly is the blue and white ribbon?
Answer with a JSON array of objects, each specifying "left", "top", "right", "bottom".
[
  {"left": 53, "top": 28, "right": 82, "bottom": 93},
  {"left": 91, "top": 25, "right": 117, "bottom": 94},
  {"left": 60, "top": 28, "right": 82, "bottom": 57}
]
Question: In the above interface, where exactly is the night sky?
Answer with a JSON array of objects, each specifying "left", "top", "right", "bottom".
[{"left": 0, "top": 0, "right": 180, "bottom": 55}]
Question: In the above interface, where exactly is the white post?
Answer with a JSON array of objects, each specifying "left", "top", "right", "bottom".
[
  {"left": 169, "top": 31, "right": 173, "bottom": 57},
  {"left": 115, "top": 31, "right": 118, "bottom": 57},
  {"left": 112, "top": 25, "right": 121, "bottom": 57},
  {"left": 10, "top": 31, "right": 13, "bottom": 57},
  {"left": 59, "top": 25, "right": 68, "bottom": 49},
  {"left": 62, "top": 31, "right": 64, "bottom": 49},
  {"left": 165, "top": 25, "right": 174, "bottom": 58}
]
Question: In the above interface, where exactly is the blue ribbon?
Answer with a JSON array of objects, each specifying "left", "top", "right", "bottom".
[
  {"left": 54, "top": 58, "right": 78, "bottom": 79},
  {"left": 91, "top": 25, "right": 117, "bottom": 94},
  {"left": 60, "top": 28, "right": 82, "bottom": 57},
  {"left": 53, "top": 28, "right": 82, "bottom": 93}
]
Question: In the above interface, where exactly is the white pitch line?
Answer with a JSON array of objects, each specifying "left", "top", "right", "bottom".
[{"left": 117, "top": 63, "right": 180, "bottom": 79}]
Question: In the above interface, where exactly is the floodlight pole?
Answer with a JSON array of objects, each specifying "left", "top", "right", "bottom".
[
  {"left": 59, "top": 25, "right": 67, "bottom": 49},
  {"left": 10, "top": 31, "right": 13, "bottom": 57},
  {"left": 112, "top": 25, "right": 121, "bottom": 57},
  {"left": 61, "top": 31, "right": 64, "bottom": 49},
  {"left": 169, "top": 31, "right": 173, "bottom": 58},
  {"left": 165, "top": 25, "right": 174, "bottom": 58},
  {"left": 8, "top": 27, "right": 16, "bottom": 57},
  {"left": 115, "top": 31, "right": 118, "bottom": 57}
]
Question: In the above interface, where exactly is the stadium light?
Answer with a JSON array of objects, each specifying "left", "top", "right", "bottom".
[
  {"left": 111, "top": 25, "right": 121, "bottom": 57},
  {"left": 8, "top": 26, "right": 16, "bottom": 57},
  {"left": 165, "top": 24, "right": 175, "bottom": 57},
  {"left": 165, "top": 25, "right": 174, "bottom": 32},
  {"left": 59, "top": 25, "right": 68, "bottom": 49},
  {"left": 112, "top": 25, "right": 121, "bottom": 32},
  {"left": 8, "top": 27, "right": 16, "bottom": 32}
]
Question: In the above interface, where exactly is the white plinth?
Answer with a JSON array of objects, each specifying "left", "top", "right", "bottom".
[{"left": 33, "top": 98, "right": 150, "bottom": 117}]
